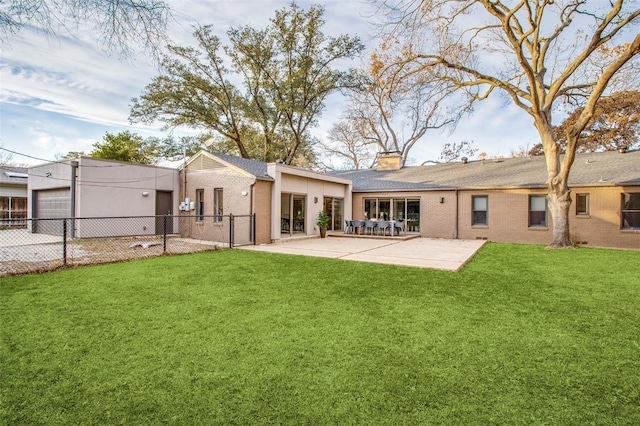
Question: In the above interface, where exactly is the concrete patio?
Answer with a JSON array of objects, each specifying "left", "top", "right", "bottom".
[{"left": 239, "top": 237, "right": 486, "bottom": 271}]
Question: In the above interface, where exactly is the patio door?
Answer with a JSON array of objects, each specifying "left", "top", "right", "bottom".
[
  {"left": 364, "top": 197, "right": 421, "bottom": 232},
  {"left": 281, "top": 193, "right": 306, "bottom": 236},
  {"left": 323, "top": 197, "right": 344, "bottom": 231}
]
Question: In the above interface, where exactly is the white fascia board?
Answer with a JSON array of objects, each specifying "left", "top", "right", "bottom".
[{"left": 270, "top": 163, "right": 352, "bottom": 185}]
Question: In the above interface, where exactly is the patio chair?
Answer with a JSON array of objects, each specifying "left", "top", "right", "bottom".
[
  {"left": 394, "top": 221, "right": 404, "bottom": 236},
  {"left": 376, "top": 220, "right": 391, "bottom": 236},
  {"left": 364, "top": 220, "right": 376, "bottom": 235},
  {"left": 352, "top": 220, "right": 365, "bottom": 235},
  {"left": 345, "top": 220, "right": 353, "bottom": 234}
]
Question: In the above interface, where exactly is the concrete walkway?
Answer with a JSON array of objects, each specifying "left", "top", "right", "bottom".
[{"left": 239, "top": 237, "right": 486, "bottom": 272}]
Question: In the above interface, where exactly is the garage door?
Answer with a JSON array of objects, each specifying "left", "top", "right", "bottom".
[{"left": 34, "top": 188, "right": 70, "bottom": 235}]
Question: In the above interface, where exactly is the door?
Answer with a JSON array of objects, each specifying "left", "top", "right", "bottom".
[
  {"left": 155, "top": 191, "right": 173, "bottom": 234},
  {"left": 292, "top": 196, "right": 305, "bottom": 233},
  {"left": 281, "top": 193, "right": 306, "bottom": 236},
  {"left": 33, "top": 188, "right": 70, "bottom": 235},
  {"left": 323, "top": 197, "right": 343, "bottom": 231}
]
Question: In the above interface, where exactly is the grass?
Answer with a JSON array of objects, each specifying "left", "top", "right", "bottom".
[{"left": 1, "top": 243, "right": 640, "bottom": 424}]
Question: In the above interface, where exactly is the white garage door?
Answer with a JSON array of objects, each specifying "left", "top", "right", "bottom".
[{"left": 34, "top": 188, "right": 70, "bottom": 235}]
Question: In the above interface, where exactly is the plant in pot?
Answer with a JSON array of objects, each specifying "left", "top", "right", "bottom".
[{"left": 316, "top": 211, "right": 330, "bottom": 238}]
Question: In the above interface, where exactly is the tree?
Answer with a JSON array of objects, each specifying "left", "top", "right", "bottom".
[
  {"left": 320, "top": 121, "right": 377, "bottom": 170},
  {"left": 130, "top": 3, "right": 364, "bottom": 166},
  {"left": 56, "top": 151, "right": 86, "bottom": 160},
  {"left": 323, "top": 50, "right": 468, "bottom": 169},
  {"left": 528, "top": 90, "right": 640, "bottom": 155},
  {"left": 439, "top": 141, "right": 478, "bottom": 163},
  {"left": 91, "top": 131, "right": 156, "bottom": 164},
  {"left": 378, "top": 0, "right": 640, "bottom": 247},
  {"left": 1, "top": 0, "right": 170, "bottom": 57}
]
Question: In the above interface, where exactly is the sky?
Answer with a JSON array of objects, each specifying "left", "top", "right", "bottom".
[{"left": 0, "top": 0, "right": 542, "bottom": 168}]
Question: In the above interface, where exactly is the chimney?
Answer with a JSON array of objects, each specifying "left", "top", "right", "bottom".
[
  {"left": 461, "top": 157, "right": 468, "bottom": 164},
  {"left": 376, "top": 151, "right": 402, "bottom": 171}
]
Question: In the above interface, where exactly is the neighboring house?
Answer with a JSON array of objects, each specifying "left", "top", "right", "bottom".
[
  {"left": 332, "top": 150, "right": 640, "bottom": 249},
  {"left": 28, "top": 157, "right": 179, "bottom": 237},
  {"left": 179, "top": 151, "right": 352, "bottom": 244},
  {"left": 0, "top": 166, "right": 28, "bottom": 226}
]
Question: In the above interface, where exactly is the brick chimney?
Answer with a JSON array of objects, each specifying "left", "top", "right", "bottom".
[{"left": 376, "top": 151, "right": 402, "bottom": 171}]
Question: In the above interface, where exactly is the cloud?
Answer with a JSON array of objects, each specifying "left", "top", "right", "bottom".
[{"left": 0, "top": 0, "right": 538, "bottom": 167}]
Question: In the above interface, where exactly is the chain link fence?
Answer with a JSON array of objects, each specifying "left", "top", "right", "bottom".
[{"left": 0, "top": 214, "right": 255, "bottom": 277}]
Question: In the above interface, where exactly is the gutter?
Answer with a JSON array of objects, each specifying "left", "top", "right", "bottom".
[
  {"left": 454, "top": 189, "right": 459, "bottom": 239},
  {"left": 250, "top": 180, "right": 255, "bottom": 244}
]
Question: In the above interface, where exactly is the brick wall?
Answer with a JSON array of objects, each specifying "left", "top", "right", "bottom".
[
  {"left": 253, "top": 180, "right": 272, "bottom": 245},
  {"left": 353, "top": 186, "right": 640, "bottom": 249},
  {"left": 179, "top": 168, "right": 254, "bottom": 243}
]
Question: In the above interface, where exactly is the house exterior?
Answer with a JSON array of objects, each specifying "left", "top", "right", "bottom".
[
  {"left": 332, "top": 150, "right": 640, "bottom": 249},
  {"left": 22, "top": 149, "right": 639, "bottom": 249},
  {"left": 1, "top": 166, "right": 28, "bottom": 226},
  {"left": 179, "top": 151, "right": 352, "bottom": 244},
  {"left": 28, "top": 157, "right": 179, "bottom": 237}
]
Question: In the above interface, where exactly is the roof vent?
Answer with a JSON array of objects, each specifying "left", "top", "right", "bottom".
[{"left": 461, "top": 157, "right": 468, "bottom": 164}]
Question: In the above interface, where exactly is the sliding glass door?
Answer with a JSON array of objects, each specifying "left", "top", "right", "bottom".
[
  {"left": 323, "top": 197, "right": 344, "bottom": 231},
  {"left": 281, "top": 193, "right": 306, "bottom": 236},
  {"left": 363, "top": 197, "right": 420, "bottom": 232}
]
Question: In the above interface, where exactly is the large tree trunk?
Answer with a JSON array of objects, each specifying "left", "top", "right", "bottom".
[
  {"left": 547, "top": 183, "right": 573, "bottom": 248},
  {"left": 536, "top": 116, "right": 575, "bottom": 249}
]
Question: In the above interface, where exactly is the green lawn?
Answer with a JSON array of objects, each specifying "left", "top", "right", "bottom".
[{"left": 2, "top": 243, "right": 639, "bottom": 424}]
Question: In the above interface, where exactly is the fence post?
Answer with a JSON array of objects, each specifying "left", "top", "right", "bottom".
[
  {"left": 163, "top": 215, "right": 168, "bottom": 253},
  {"left": 229, "top": 213, "right": 234, "bottom": 249},
  {"left": 62, "top": 219, "right": 67, "bottom": 266}
]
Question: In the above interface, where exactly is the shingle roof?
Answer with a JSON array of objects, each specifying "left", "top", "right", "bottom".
[
  {"left": 213, "top": 152, "right": 274, "bottom": 181},
  {"left": 0, "top": 166, "right": 28, "bottom": 185},
  {"left": 331, "top": 150, "right": 640, "bottom": 192}
]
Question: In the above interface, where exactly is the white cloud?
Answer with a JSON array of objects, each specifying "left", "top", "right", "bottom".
[{"left": 0, "top": 0, "right": 536, "bottom": 167}]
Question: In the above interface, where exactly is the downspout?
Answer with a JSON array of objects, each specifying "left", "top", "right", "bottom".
[
  {"left": 249, "top": 180, "right": 256, "bottom": 244},
  {"left": 454, "top": 189, "right": 459, "bottom": 239}
]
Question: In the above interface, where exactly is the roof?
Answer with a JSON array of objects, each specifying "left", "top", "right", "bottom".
[
  {"left": 0, "top": 166, "right": 29, "bottom": 185},
  {"left": 331, "top": 149, "right": 640, "bottom": 192},
  {"left": 212, "top": 152, "right": 273, "bottom": 181}
]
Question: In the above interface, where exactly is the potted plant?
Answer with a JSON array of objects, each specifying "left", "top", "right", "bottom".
[{"left": 316, "top": 211, "right": 330, "bottom": 238}]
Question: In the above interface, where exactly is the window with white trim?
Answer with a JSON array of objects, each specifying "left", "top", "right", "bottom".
[
  {"left": 622, "top": 193, "right": 640, "bottom": 230},
  {"left": 472, "top": 195, "right": 488, "bottom": 226},
  {"left": 576, "top": 193, "right": 589, "bottom": 216},
  {"left": 529, "top": 195, "right": 547, "bottom": 227},
  {"left": 214, "top": 188, "right": 223, "bottom": 223},
  {"left": 196, "top": 189, "right": 204, "bottom": 222}
]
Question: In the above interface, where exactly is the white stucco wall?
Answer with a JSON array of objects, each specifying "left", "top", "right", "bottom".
[
  {"left": 28, "top": 158, "right": 179, "bottom": 237},
  {"left": 268, "top": 163, "right": 352, "bottom": 241}
]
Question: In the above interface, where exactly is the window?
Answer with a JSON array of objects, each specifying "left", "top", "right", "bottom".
[
  {"left": 529, "top": 195, "right": 547, "bottom": 227},
  {"left": 323, "top": 197, "right": 344, "bottom": 231},
  {"left": 363, "top": 197, "right": 420, "bottom": 232},
  {"left": 196, "top": 189, "right": 204, "bottom": 221},
  {"left": 281, "top": 193, "right": 306, "bottom": 235},
  {"left": 472, "top": 195, "right": 488, "bottom": 226},
  {"left": 214, "top": 188, "right": 223, "bottom": 223},
  {"left": 576, "top": 193, "right": 589, "bottom": 215},
  {"left": 621, "top": 193, "right": 640, "bottom": 230}
]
